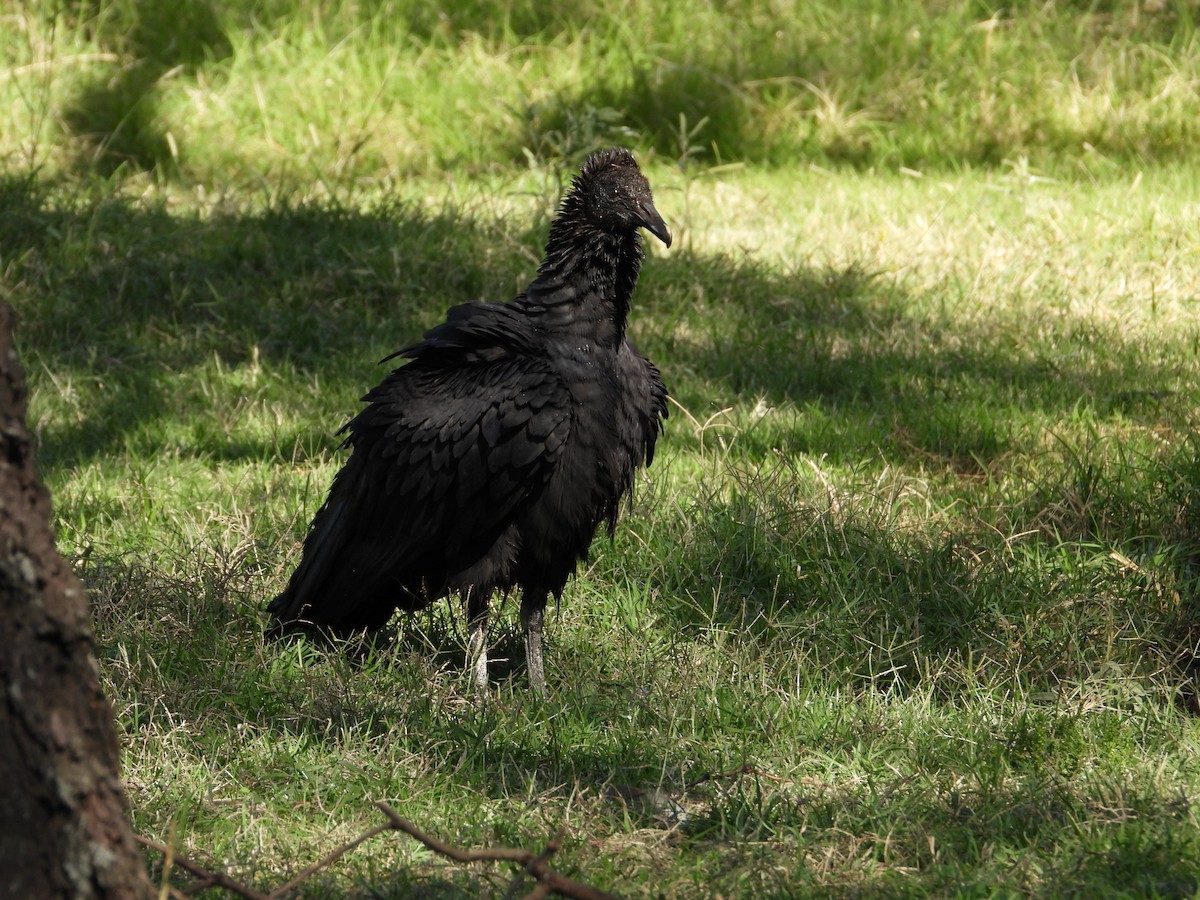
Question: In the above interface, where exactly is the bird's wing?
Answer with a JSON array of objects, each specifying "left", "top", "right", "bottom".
[
  {"left": 619, "top": 337, "right": 668, "bottom": 466},
  {"left": 357, "top": 353, "right": 572, "bottom": 560},
  {"left": 270, "top": 340, "right": 572, "bottom": 631},
  {"left": 362, "top": 302, "right": 570, "bottom": 555}
]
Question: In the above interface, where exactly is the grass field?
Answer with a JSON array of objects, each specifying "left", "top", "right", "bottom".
[{"left": 5, "top": 1, "right": 1200, "bottom": 896}]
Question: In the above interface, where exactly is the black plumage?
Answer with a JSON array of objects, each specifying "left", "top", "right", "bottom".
[{"left": 267, "top": 148, "right": 670, "bottom": 697}]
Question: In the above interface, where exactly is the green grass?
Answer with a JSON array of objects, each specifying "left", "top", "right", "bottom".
[
  {"left": 5, "top": 0, "right": 1200, "bottom": 181},
  {"left": 6, "top": 1, "right": 1200, "bottom": 896}
]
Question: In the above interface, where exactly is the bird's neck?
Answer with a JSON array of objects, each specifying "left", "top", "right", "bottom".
[{"left": 523, "top": 220, "right": 643, "bottom": 349}]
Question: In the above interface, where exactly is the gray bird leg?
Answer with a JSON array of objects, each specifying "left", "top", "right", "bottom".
[
  {"left": 466, "top": 589, "right": 489, "bottom": 698},
  {"left": 521, "top": 590, "right": 548, "bottom": 699}
]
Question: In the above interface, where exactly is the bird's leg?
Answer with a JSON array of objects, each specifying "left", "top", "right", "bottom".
[
  {"left": 520, "top": 589, "right": 548, "bottom": 699},
  {"left": 465, "top": 589, "right": 489, "bottom": 699}
]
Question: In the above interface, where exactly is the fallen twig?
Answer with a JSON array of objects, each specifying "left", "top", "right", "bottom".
[
  {"left": 268, "top": 816, "right": 396, "bottom": 897},
  {"left": 135, "top": 802, "right": 617, "bottom": 899},
  {"left": 376, "top": 801, "right": 617, "bottom": 900},
  {"left": 133, "top": 833, "right": 271, "bottom": 900}
]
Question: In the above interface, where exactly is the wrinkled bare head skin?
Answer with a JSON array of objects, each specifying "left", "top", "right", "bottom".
[{"left": 572, "top": 148, "right": 672, "bottom": 246}]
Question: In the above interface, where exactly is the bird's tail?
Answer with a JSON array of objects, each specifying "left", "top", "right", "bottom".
[{"left": 266, "top": 497, "right": 350, "bottom": 638}]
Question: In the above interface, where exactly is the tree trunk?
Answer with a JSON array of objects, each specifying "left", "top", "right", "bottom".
[{"left": 0, "top": 303, "right": 151, "bottom": 898}]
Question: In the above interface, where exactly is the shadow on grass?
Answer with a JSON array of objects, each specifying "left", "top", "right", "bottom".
[
  {"left": 81, "top": 540, "right": 1200, "bottom": 897},
  {"left": 11, "top": 167, "right": 1200, "bottom": 698},
  {"left": 641, "top": 248, "right": 1187, "bottom": 470},
  {"left": 640, "top": 442, "right": 1200, "bottom": 700},
  {"left": 58, "top": 0, "right": 233, "bottom": 175},
  {"left": 84, "top": 552, "right": 691, "bottom": 811},
  {"left": 1, "top": 175, "right": 535, "bottom": 470},
  {"left": 15, "top": 164, "right": 1200, "bottom": 708},
  {"left": 3, "top": 173, "right": 1186, "bottom": 478},
  {"left": 684, "top": 773, "right": 1200, "bottom": 897}
]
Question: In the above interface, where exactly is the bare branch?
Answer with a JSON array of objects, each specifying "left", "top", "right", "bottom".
[
  {"left": 376, "top": 802, "right": 617, "bottom": 900},
  {"left": 268, "top": 821, "right": 395, "bottom": 898},
  {"left": 132, "top": 833, "right": 271, "bottom": 900},
  {"left": 134, "top": 804, "right": 618, "bottom": 900}
]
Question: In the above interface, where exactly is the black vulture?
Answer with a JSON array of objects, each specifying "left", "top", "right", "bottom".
[{"left": 267, "top": 148, "right": 670, "bottom": 697}]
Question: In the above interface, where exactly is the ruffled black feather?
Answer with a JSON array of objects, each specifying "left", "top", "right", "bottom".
[{"left": 267, "top": 149, "right": 669, "bottom": 695}]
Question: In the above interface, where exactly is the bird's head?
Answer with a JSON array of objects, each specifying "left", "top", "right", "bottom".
[{"left": 570, "top": 148, "right": 672, "bottom": 247}]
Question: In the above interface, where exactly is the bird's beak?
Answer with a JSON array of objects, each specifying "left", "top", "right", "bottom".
[{"left": 638, "top": 200, "right": 672, "bottom": 247}]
